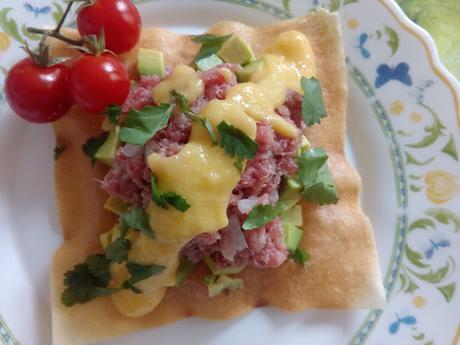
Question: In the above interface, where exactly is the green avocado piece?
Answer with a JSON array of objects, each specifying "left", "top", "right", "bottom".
[
  {"left": 283, "top": 223, "right": 303, "bottom": 253},
  {"left": 218, "top": 35, "right": 255, "bottom": 65},
  {"left": 137, "top": 48, "right": 165, "bottom": 76},
  {"left": 196, "top": 54, "right": 224, "bottom": 71},
  {"left": 175, "top": 257, "right": 196, "bottom": 286},
  {"left": 103, "top": 195, "right": 129, "bottom": 215},
  {"left": 280, "top": 205, "right": 303, "bottom": 227},
  {"left": 279, "top": 176, "right": 302, "bottom": 201},
  {"left": 95, "top": 126, "right": 120, "bottom": 167},
  {"left": 236, "top": 59, "right": 263, "bottom": 82},
  {"left": 203, "top": 256, "right": 245, "bottom": 275},
  {"left": 205, "top": 274, "right": 244, "bottom": 298}
]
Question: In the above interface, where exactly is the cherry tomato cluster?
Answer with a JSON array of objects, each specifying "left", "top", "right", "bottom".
[{"left": 5, "top": 0, "right": 141, "bottom": 123}]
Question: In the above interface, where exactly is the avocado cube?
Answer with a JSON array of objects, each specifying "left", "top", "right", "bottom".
[
  {"left": 281, "top": 205, "right": 303, "bottom": 227},
  {"left": 205, "top": 274, "right": 244, "bottom": 298},
  {"left": 279, "top": 176, "right": 302, "bottom": 201},
  {"left": 218, "top": 35, "right": 255, "bottom": 65},
  {"left": 203, "top": 256, "right": 245, "bottom": 275},
  {"left": 95, "top": 126, "right": 120, "bottom": 167},
  {"left": 283, "top": 223, "right": 303, "bottom": 252},
  {"left": 137, "top": 48, "right": 165, "bottom": 76},
  {"left": 103, "top": 195, "right": 129, "bottom": 215},
  {"left": 196, "top": 54, "right": 223, "bottom": 71},
  {"left": 236, "top": 59, "right": 263, "bottom": 82}
]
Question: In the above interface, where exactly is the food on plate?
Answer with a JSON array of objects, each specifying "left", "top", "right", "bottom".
[
  {"left": 47, "top": 10, "right": 385, "bottom": 344},
  {"left": 4, "top": 2, "right": 385, "bottom": 343}
]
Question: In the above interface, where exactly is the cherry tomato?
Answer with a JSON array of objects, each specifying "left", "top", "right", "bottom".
[
  {"left": 77, "top": 0, "right": 141, "bottom": 54},
  {"left": 69, "top": 53, "right": 130, "bottom": 113},
  {"left": 5, "top": 58, "right": 73, "bottom": 123}
]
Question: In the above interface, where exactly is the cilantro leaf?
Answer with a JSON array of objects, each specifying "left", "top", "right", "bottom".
[
  {"left": 242, "top": 202, "right": 288, "bottom": 230},
  {"left": 105, "top": 237, "right": 131, "bottom": 263},
  {"left": 120, "top": 207, "right": 155, "bottom": 239},
  {"left": 126, "top": 262, "right": 166, "bottom": 285},
  {"left": 301, "top": 77, "right": 327, "bottom": 126},
  {"left": 121, "top": 280, "right": 143, "bottom": 294},
  {"left": 151, "top": 175, "right": 191, "bottom": 212},
  {"left": 54, "top": 144, "right": 65, "bottom": 160},
  {"left": 163, "top": 192, "right": 191, "bottom": 212},
  {"left": 86, "top": 255, "right": 111, "bottom": 281},
  {"left": 151, "top": 175, "right": 167, "bottom": 208},
  {"left": 105, "top": 104, "right": 122, "bottom": 125},
  {"left": 120, "top": 104, "right": 173, "bottom": 145},
  {"left": 176, "top": 257, "right": 196, "bottom": 286},
  {"left": 297, "top": 147, "right": 338, "bottom": 205},
  {"left": 191, "top": 34, "right": 231, "bottom": 64},
  {"left": 172, "top": 91, "right": 218, "bottom": 145},
  {"left": 217, "top": 121, "right": 258, "bottom": 171},
  {"left": 290, "top": 247, "right": 310, "bottom": 267},
  {"left": 61, "top": 255, "right": 112, "bottom": 307},
  {"left": 94, "top": 287, "right": 122, "bottom": 296},
  {"left": 82, "top": 132, "right": 109, "bottom": 166}
]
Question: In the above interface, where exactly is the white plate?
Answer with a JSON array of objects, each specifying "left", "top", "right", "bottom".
[{"left": 0, "top": 0, "right": 459, "bottom": 344}]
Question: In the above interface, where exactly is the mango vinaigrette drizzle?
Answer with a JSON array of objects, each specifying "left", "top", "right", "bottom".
[{"left": 109, "top": 31, "right": 316, "bottom": 317}]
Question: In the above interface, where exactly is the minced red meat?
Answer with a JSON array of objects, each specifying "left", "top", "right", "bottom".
[{"left": 101, "top": 67, "right": 304, "bottom": 269}]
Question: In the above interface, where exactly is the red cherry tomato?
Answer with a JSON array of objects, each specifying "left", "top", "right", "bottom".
[
  {"left": 5, "top": 58, "right": 73, "bottom": 123},
  {"left": 69, "top": 53, "right": 130, "bottom": 113},
  {"left": 77, "top": 0, "right": 141, "bottom": 54}
]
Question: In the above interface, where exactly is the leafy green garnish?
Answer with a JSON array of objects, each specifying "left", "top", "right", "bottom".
[
  {"left": 191, "top": 33, "right": 231, "bottom": 67},
  {"left": 162, "top": 192, "right": 191, "bottom": 212},
  {"left": 54, "top": 144, "right": 65, "bottom": 161},
  {"left": 290, "top": 247, "right": 310, "bottom": 267},
  {"left": 297, "top": 147, "right": 338, "bottom": 205},
  {"left": 105, "top": 104, "right": 122, "bottom": 125},
  {"left": 82, "top": 132, "right": 109, "bottom": 166},
  {"left": 105, "top": 237, "right": 131, "bottom": 264},
  {"left": 151, "top": 175, "right": 167, "bottom": 208},
  {"left": 120, "top": 104, "right": 173, "bottom": 145},
  {"left": 176, "top": 257, "right": 196, "bottom": 286},
  {"left": 217, "top": 121, "right": 259, "bottom": 172},
  {"left": 120, "top": 207, "right": 155, "bottom": 239},
  {"left": 301, "top": 77, "right": 327, "bottom": 126},
  {"left": 150, "top": 175, "right": 191, "bottom": 212},
  {"left": 61, "top": 255, "right": 112, "bottom": 307},
  {"left": 242, "top": 202, "right": 288, "bottom": 230},
  {"left": 172, "top": 91, "right": 218, "bottom": 145},
  {"left": 126, "top": 262, "right": 166, "bottom": 285}
]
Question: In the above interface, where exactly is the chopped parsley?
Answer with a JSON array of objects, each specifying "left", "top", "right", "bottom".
[
  {"left": 191, "top": 33, "right": 231, "bottom": 67},
  {"left": 105, "top": 236, "right": 131, "bottom": 263},
  {"left": 290, "top": 247, "right": 310, "bottom": 267},
  {"left": 120, "top": 207, "right": 155, "bottom": 239},
  {"left": 119, "top": 104, "right": 173, "bottom": 145},
  {"left": 172, "top": 90, "right": 218, "bottom": 145},
  {"left": 126, "top": 262, "right": 166, "bottom": 285},
  {"left": 162, "top": 192, "right": 191, "bottom": 212},
  {"left": 242, "top": 202, "right": 288, "bottom": 230},
  {"left": 61, "top": 256, "right": 165, "bottom": 306},
  {"left": 54, "top": 144, "right": 65, "bottom": 160},
  {"left": 176, "top": 257, "right": 196, "bottom": 286},
  {"left": 82, "top": 132, "right": 109, "bottom": 166},
  {"left": 151, "top": 175, "right": 191, "bottom": 212},
  {"left": 105, "top": 104, "right": 122, "bottom": 125},
  {"left": 61, "top": 255, "right": 112, "bottom": 307},
  {"left": 217, "top": 121, "right": 259, "bottom": 172},
  {"left": 301, "top": 77, "right": 327, "bottom": 126},
  {"left": 297, "top": 147, "right": 338, "bottom": 205}
]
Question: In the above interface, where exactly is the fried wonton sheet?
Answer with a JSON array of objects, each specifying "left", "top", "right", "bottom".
[{"left": 49, "top": 9, "right": 385, "bottom": 345}]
